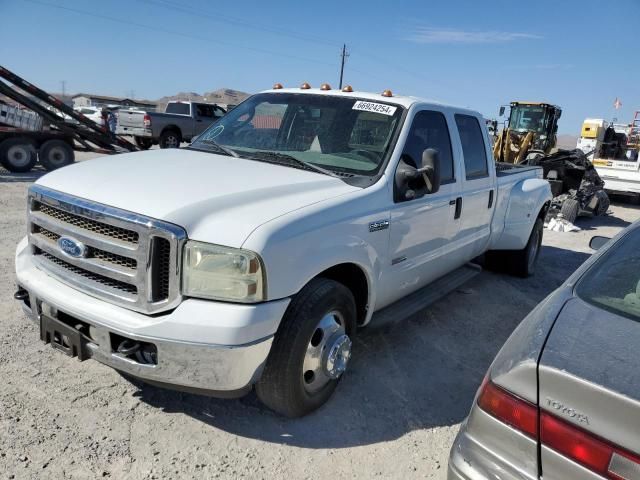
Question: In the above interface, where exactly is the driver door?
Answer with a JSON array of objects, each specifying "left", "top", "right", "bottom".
[{"left": 377, "top": 109, "right": 460, "bottom": 308}]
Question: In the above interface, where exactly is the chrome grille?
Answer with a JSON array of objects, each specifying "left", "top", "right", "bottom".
[
  {"left": 35, "top": 202, "right": 140, "bottom": 244},
  {"left": 28, "top": 185, "right": 186, "bottom": 314}
]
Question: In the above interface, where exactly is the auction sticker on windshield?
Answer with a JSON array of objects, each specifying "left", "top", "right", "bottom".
[{"left": 352, "top": 101, "right": 397, "bottom": 116}]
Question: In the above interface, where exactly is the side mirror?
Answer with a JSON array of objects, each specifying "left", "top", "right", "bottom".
[
  {"left": 421, "top": 148, "right": 441, "bottom": 194},
  {"left": 394, "top": 148, "right": 441, "bottom": 202},
  {"left": 589, "top": 236, "right": 610, "bottom": 250},
  {"left": 499, "top": 106, "right": 506, "bottom": 117}
]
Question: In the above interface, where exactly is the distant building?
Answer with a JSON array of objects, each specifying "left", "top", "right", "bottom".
[{"left": 72, "top": 94, "right": 156, "bottom": 110}]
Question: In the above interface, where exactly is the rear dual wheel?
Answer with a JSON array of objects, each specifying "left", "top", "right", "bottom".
[
  {"left": 256, "top": 278, "right": 357, "bottom": 417},
  {"left": 39, "top": 140, "right": 74, "bottom": 171},
  {"left": 485, "top": 218, "right": 543, "bottom": 278},
  {"left": 0, "top": 138, "right": 37, "bottom": 173}
]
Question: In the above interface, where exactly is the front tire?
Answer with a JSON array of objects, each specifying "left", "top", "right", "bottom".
[{"left": 256, "top": 278, "right": 357, "bottom": 417}]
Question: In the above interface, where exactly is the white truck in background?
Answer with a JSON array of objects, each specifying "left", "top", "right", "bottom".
[
  {"left": 577, "top": 117, "right": 640, "bottom": 202},
  {"left": 15, "top": 86, "right": 551, "bottom": 417}
]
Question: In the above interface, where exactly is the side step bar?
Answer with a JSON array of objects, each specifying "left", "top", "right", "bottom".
[{"left": 368, "top": 262, "right": 481, "bottom": 328}]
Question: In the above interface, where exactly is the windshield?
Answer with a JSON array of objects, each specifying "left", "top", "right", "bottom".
[
  {"left": 576, "top": 227, "right": 640, "bottom": 322},
  {"left": 190, "top": 93, "right": 404, "bottom": 176},
  {"left": 508, "top": 105, "right": 547, "bottom": 134}
]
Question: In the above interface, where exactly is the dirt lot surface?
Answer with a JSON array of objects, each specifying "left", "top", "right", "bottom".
[{"left": 1, "top": 153, "right": 639, "bottom": 479}]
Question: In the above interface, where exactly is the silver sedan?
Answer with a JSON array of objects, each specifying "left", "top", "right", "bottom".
[{"left": 449, "top": 220, "right": 640, "bottom": 479}]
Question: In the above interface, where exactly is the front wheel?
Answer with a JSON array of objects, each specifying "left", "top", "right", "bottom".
[{"left": 256, "top": 278, "right": 357, "bottom": 417}]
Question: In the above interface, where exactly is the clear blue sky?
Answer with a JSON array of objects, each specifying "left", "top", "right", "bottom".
[{"left": 1, "top": 0, "right": 638, "bottom": 134}]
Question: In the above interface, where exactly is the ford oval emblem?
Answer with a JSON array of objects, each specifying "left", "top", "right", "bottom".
[{"left": 57, "top": 236, "right": 87, "bottom": 258}]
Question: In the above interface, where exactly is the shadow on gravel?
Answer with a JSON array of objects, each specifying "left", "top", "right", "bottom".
[
  {"left": 0, "top": 169, "right": 46, "bottom": 183},
  {"left": 128, "top": 245, "right": 591, "bottom": 449}
]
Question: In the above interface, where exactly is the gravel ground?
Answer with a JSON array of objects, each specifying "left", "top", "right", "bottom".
[{"left": 1, "top": 153, "right": 639, "bottom": 479}]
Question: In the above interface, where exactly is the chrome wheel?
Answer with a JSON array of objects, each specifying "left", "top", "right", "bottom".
[
  {"left": 165, "top": 135, "right": 179, "bottom": 148},
  {"left": 302, "top": 311, "right": 352, "bottom": 394}
]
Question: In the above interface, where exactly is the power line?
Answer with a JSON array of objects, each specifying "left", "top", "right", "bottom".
[
  {"left": 23, "top": 0, "right": 339, "bottom": 70},
  {"left": 137, "top": 0, "right": 341, "bottom": 48}
]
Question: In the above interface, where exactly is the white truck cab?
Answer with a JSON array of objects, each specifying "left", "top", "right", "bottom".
[{"left": 15, "top": 86, "right": 551, "bottom": 416}]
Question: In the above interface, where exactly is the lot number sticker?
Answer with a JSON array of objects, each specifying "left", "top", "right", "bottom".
[{"left": 352, "top": 101, "right": 397, "bottom": 116}]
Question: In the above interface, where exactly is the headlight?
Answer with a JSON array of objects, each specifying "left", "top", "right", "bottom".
[{"left": 182, "top": 241, "right": 265, "bottom": 302}]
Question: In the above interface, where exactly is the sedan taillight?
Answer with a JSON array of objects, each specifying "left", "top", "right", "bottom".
[
  {"left": 477, "top": 377, "right": 538, "bottom": 439},
  {"left": 541, "top": 412, "right": 640, "bottom": 480},
  {"left": 477, "top": 378, "right": 640, "bottom": 479}
]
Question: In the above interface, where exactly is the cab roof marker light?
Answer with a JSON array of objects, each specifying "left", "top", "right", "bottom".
[
  {"left": 341, "top": 85, "right": 353, "bottom": 92},
  {"left": 320, "top": 83, "right": 331, "bottom": 91},
  {"left": 273, "top": 83, "right": 283, "bottom": 89},
  {"left": 381, "top": 89, "right": 393, "bottom": 97},
  {"left": 300, "top": 82, "right": 311, "bottom": 90}
]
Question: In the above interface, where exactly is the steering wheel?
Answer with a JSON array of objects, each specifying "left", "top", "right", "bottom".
[{"left": 350, "top": 149, "right": 379, "bottom": 163}]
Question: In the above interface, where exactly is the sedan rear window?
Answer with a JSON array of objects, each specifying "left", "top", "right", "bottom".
[{"left": 576, "top": 227, "right": 640, "bottom": 322}]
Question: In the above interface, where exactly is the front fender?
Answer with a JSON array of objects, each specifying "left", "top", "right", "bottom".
[
  {"left": 242, "top": 187, "right": 390, "bottom": 323},
  {"left": 493, "top": 178, "right": 551, "bottom": 250}
]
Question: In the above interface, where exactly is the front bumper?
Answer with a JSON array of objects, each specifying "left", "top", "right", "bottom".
[{"left": 15, "top": 237, "right": 290, "bottom": 395}]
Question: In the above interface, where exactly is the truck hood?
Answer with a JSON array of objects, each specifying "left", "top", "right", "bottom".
[{"left": 36, "top": 149, "right": 360, "bottom": 247}]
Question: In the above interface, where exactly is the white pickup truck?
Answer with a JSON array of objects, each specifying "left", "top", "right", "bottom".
[{"left": 15, "top": 86, "right": 551, "bottom": 417}]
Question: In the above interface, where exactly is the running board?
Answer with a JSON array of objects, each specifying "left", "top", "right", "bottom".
[{"left": 368, "top": 263, "right": 481, "bottom": 328}]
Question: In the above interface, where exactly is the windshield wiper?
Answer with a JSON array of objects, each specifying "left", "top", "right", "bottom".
[
  {"left": 249, "top": 151, "right": 340, "bottom": 178},
  {"left": 194, "top": 140, "right": 239, "bottom": 158}
]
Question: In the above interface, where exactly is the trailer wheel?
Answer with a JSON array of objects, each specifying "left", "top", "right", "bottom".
[
  {"left": 159, "top": 130, "right": 181, "bottom": 149},
  {"left": 134, "top": 137, "right": 153, "bottom": 150},
  {"left": 559, "top": 198, "right": 579, "bottom": 224},
  {"left": 0, "top": 138, "right": 37, "bottom": 173},
  {"left": 39, "top": 140, "right": 74, "bottom": 171},
  {"left": 256, "top": 278, "right": 357, "bottom": 417}
]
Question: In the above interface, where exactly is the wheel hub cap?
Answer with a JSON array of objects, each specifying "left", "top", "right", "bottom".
[
  {"left": 324, "top": 334, "right": 352, "bottom": 379},
  {"left": 302, "top": 311, "right": 351, "bottom": 394}
]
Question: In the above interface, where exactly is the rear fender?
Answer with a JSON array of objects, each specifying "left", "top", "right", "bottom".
[{"left": 492, "top": 178, "right": 551, "bottom": 250}]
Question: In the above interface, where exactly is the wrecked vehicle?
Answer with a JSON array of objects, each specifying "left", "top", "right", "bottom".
[{"left": 522, "top": 148, "right": 610, "bottom": 224}]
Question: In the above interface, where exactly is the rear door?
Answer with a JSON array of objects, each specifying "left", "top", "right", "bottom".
[
  {"left": 538, "top": 227, "right": 640, "bottom": 479},
  {"left": 451, "top": 113, "right": 496, "bottom": 261}
]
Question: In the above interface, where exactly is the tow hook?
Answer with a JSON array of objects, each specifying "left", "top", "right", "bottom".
[{"left": 14, "top": 288, "right": 29, "bottom": 301}]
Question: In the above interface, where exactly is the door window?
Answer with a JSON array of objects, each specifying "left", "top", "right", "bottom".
[
  {"left": 196, "top": 104, "right": 215, "bottom": 118},
  {"left": 455, "top": 114, "right": 488, "bottom": 179},
  {"left": 402, "top": 110, "right": 455, "bottom": 183}
]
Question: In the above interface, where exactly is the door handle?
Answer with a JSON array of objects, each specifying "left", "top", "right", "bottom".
[
  {"left": 488, "top": 189, "right": 494, "bottom": 209},
  {"left": 449, "top": 199, "right": 456, "bottom": 205},
  {"left": 196, "top": 119, "right": 203, "bottom": 122},
  {"left": 454, "top": 197, "right": 462, "bottom": 219}
]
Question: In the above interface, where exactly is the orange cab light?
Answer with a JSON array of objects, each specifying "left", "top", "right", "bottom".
[
  {"left": 300, "top": 82, "right": 311, "bottom": 89},
  {"left": 320, "top": 83, "right": 332, "bottom": 91},
  {"left": 381, "top": 89, "right": 393, "bottom": 97},
  {"left": 273, "top": 83, "right": 283, "bottom": 89},
  {"left": 341, "top": 85, "right": 353, "bottom": 92}
]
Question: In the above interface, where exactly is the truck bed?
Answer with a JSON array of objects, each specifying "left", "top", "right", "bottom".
[{"left": 495, "top": 162, "right": 542, "bottom": 177}]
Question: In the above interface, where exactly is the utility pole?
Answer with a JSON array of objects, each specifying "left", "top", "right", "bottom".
[
  {"left": 61, "top": 80, "right": 66, "bottom": 100},
  {"left": 339, "top": 43, "right": 349, "bottom": 89}
]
